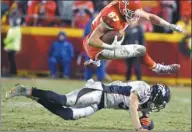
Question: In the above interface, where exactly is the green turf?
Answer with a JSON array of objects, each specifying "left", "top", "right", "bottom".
[{"left": 1, "top": 78, "right": 191, "bottom": 131}]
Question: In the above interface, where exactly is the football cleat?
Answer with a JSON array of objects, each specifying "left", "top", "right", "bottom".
[
  {"left": 6, "top": 84, "right": 28, "bottom": 99},
  {"left": 152, "top": 63, "right": 180, "bottom": 74}
]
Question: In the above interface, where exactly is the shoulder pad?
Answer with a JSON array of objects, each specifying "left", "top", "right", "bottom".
[{"left": 85, "top": 79, "right": 103, "bottom": 91}]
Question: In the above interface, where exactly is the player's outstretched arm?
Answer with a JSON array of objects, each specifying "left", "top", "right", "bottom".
[
  {"left": 129, "top": 92, "right": 148, "bottom": 132},
  {"left": 137, "top": 9, "right": 183, "bottom": 33}
]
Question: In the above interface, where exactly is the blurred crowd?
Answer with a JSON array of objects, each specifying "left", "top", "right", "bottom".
[
  {"left": 1, "top": 0, "right": 107, "bottom": 28},
  {"left": 1, "top": 0, "right": 191, "bottom": 33}
]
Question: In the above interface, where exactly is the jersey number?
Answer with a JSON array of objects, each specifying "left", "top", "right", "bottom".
[{"left": 108, "top": 12, "right": 119, "bottom": 22}]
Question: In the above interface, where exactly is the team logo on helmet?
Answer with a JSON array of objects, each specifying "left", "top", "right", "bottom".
[{"left": 156, "top": 84, "right": 166, "bottom": 96}]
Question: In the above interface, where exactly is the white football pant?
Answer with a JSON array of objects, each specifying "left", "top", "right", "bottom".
[{"left": 100, "top": 45, "right": 146, "bottom": 59}]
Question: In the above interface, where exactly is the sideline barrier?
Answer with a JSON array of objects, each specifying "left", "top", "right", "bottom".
[{"left": 1, "top": 26, "right": 191, "bottom": 85}]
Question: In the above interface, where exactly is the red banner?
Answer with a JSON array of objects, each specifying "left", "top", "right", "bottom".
[{"left": 1, "top": 26, "right": 191, "bottom": 85}]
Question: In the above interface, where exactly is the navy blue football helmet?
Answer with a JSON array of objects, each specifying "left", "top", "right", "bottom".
[{"left": 147, "top": 84, "right": 171, "bottom": 112}]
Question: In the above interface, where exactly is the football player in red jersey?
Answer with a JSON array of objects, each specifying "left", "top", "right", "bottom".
[{"left": 83, "top": 0, "right": 183, "bottom": 74}]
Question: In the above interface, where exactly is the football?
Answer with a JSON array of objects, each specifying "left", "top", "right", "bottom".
[
  {"left": 101, "top": 31, "right": 124, "bottom": 44},
  {"left": 139, "top": 116, "right": 154, "bottom": 130}
]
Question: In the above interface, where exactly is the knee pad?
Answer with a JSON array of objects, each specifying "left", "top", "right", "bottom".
[
  {"left": 72, "top": 105, "right": 98, "bottom": 120},
  {"left": 135, "top": 45, "right": 146, "bottom": 56}
]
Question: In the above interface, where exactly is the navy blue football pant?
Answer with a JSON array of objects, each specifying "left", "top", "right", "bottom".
[
  {"left": 31, "top": 88, "right": 102, "bottom": 120},
  {"left": 84, "top": 60, "right": 105, "bottom": 81},
  {"left": 49, "top": 57, "right": 71, "bottom": 77}
]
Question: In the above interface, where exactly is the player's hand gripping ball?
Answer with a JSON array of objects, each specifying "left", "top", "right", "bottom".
[
  {"left": 139, "top": 115, "right": 154, "bottom": 130},
  {"left": 101, "top": 31, "right": 123, "bottom": 44}
]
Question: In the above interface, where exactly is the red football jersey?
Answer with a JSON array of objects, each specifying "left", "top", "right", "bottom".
[
  {"left": 83, "top": 1, "right": 129, "bottom": 60},
  {"left": 92, "top": 1, "right": 129, "bottom": 32}
]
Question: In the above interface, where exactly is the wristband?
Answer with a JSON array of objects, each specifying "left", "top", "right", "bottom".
[{"left": 101, "top": 43, "right": 114, "bottom": 50}]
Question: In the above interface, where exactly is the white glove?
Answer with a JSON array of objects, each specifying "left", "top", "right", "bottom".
[
  {"left": 111, "top": 35, "right": 125, "bottom": 47},
  {"left": 84, "top": 59, "right": 101, "bottom": 67},
  {"left": 169, "top": 24, "right": 184, "bottom": 33},
  {"left": 101, "top": 35, "right": 124, "bottom": 50}
]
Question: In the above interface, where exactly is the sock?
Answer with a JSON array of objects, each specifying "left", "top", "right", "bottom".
[
  {"left": 141, "top": 53, "right": 156, "bottom": 69},
  {"left": 26, "top": 88, "right": 32, "bottom": 96},
  {"left": 31, "top": 88, "right": 67, "bottom": 106},
  {"left": 37, "top": 99, "right": 73, "bottom": 120}
]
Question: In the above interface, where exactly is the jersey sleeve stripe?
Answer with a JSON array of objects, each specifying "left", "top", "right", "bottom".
[{"left": 100, "top": 18, "right": 114, "bottom": 30}]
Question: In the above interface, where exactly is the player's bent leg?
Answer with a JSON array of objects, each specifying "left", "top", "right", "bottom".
[
  {"left": 6, "top": 84, "right": 101, "bottom": 120},
  {"left": 99, "top": 45, "right": 146, "bottom": 59},
  {"left": 65, "top": 89, "right": 102, "bottom": 107},
  {"left": 5, "top": 84, "right": 67, "bottom": 106},
  {"left": 31, "top": 88, "right": 67, "bottom": 106},
  {"left": 6, "top": 84, "right": 103, "bottom": 108},
  {"left": 37, "top": 98, "right": 73, "bottom": 120},
  {"left": 38, "top": 98, "right": 99, "bottom": 120},
  {"left": 141, "top": 52, "right": 180, "bottom": 74},
  {"left": 71, "top": 104, "right": 99, "bottom": 120}
]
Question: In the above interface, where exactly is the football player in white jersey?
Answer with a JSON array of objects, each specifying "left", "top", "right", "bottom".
[{"left": 6, "top": 79, "right": 171, "bottom": 132}]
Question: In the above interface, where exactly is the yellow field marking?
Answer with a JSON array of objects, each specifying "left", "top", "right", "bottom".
[
  {"left": 109, "top": 74, "right": 191, "bottom": 86},
  {"left": 16, "top": 70, "right": 191, "bottom": 86},
  {"left": 2, "top": 25, "right": 83, "bottom": 37}
]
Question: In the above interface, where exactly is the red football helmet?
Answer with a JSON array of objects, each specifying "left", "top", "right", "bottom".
[{"left": 118, "top": 0, "right": 142, "bottom": 22}]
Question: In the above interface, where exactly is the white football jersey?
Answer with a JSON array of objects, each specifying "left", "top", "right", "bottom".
[{"left": 103, "top": 81, "right": 151, "bottom": 109}]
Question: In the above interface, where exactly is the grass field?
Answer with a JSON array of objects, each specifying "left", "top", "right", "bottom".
[{"left": 1, "top": 78, "right": 191, "bottom": 131}]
